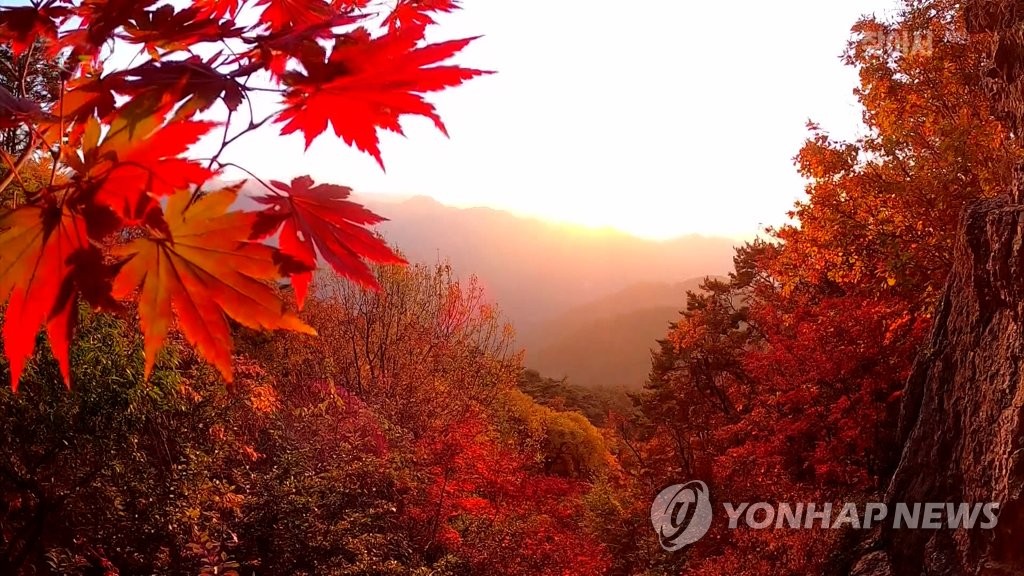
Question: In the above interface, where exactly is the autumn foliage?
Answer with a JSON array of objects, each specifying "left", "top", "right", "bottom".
[
  {"left": 0, "top": 0, "right": 486, "bottom": 389},
  {"left": 620, "top": 1, "right": 1019, "bottom": 574},
  {"left": 0, "top": 0, "right": 1018, "bottom": 575},
  {"left": 0, "top": 263, "right": 616, "bottom": 575}
]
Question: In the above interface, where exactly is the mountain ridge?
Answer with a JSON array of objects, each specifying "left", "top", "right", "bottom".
[{"left": 235, "top": 182, "right": 737, "bottom": 388}]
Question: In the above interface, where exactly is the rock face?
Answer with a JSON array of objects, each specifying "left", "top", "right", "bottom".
[
  {"left": 967, "top": 1, "right": 1024, "bottom": 159},
  {"left": 848, "top": 4, "right": 1024, "bottom": 573},
  {"left": 852, "top": 198, "right": 1024, "bottom": 575}
]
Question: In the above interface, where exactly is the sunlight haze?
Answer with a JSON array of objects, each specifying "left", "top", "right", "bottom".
[{"left": 211, "top": 0, "right": 904, "bottom": 240}]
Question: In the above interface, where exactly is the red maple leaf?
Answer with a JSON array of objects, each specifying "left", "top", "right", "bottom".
[
  {"left": 0, "top": 86, "right": 43, "bottom": 130},
  {"left": 250, "top": 176, "right": 404, "bottom": 307},
  {"left": 193, "top": 0, "right": 242, "bottom": 20},
  {"left": 255, "top": 0, "right": 360, "bottom": 32},
  {"left": 64, "top": 0, "right": 160, "bottom": 64},
  {"left": 57, "top": 74, "right": 122, "bottom": 126},
  {"left": 276, "top": 25, "right": 490, "bottom": 168},
  {"left": 71, "top": 108, "right": 216, "bottom": 223},
  {"left": 113, "top": 186, "right": 315, "bottom": 382},
  {"left": 249, "top": 12, "right": 366, "bottom": 79},
  {"left": 115, "top": 57, "right": 246, "bottom": 117},
  {"left": 0, "top": 4, "right": 70, "bottom": 56},
  {"left": 0, "top": 203, "right": 116, "bottom": 389},
  {"left": 385, "top": 0, "right": 459, "bottom": 31},
  {"left": 121, "top": 5, "right": 244, "bottom": 54}
]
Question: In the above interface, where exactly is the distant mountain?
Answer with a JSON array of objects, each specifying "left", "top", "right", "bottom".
[
  {"left": 237, "top": 184, "right": 738, "bottom": 388},
  {"left": 521, "top": 279, "right": 715, "bottom": 389},
  {"left": 359, "top": 195, "right": 736, "bottom": 326}
]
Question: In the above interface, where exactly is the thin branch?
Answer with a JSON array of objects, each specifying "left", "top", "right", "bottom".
[
  {"left": 212, "top": 160, "right": 280, "bottom": 195},
  {"left": 203, "top": 113, "right": 274, "bottom": 171},
  {"left": 207, "top": 106, "right": 238, "bottom": 171},
  {"left": 0, "top": 134, "right": 37, "bottom": 197},
  {"left": 49, "top": 80, "right": 64, "bottom": 186},
  {"left": 17, "top": 42, "right": 35, "bottom": 99},
  {"left": 225, "top": 114, "right": 273, "bottom": 148},
  {"left": 0, "top": 148, "right": 29, "bottom": 208}
]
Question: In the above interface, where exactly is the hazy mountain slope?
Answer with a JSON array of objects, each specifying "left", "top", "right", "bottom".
[
  {"left": 520, "top": 280, "right": 707, "bottom": 339},
  {"left": 360, "top": 195, "right": 737, "bottom": 331},
  {"left": 522, "top": 279, "right": 713, "bottom": 389}
]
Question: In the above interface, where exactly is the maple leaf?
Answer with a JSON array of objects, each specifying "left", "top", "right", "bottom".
[
  {"left": 72, "top": 108, "right": 216, "bottom": 222},
  {"left": 193, "top": 0, "right": 242, "bottom": 20},
  {"left": 0, "top": 4, "right": 69, "bottom": 56},
  {"left": 112, "top": 186, "right": 316, "bottom": 382},
  {"left": 57, "top": 74, "right": 122, "bottom": 126},
  {"left": 0, "top": 86, "right": 43, "bottom": 130},
  {"left": 250, "top": 176, "right": 404, "bottom": 308},
  {"left": 277, "top": 26, "right": 491, "bottom": 168},
  {"left": 250, "top": 12, "right": 366, "bottom": 78},
  {"left": 116, "top": 58, "right": 246, "bottom": 118},
  {"left": 385, "top": 0, "right": 459, "bottom": 31},
  {"left": 121, "top": 5, "right": 244, "bottom": 55},
  {"left": 255, "top": 0, "right": 343, "bottom": 32},
  {"left": 0, "top": 202, "right": 115, "bottom": 390},
  {"left": 63, "top": 0, "right": 160, "bottom": 64}
]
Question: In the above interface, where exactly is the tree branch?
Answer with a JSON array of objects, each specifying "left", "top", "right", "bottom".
[{"left": 0, "top": 134, "right": 37, "bottom": 199}]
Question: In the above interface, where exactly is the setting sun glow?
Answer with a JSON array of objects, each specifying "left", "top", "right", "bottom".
[{"left": 208, "top": 0, "right": 905, "bottom": 241}]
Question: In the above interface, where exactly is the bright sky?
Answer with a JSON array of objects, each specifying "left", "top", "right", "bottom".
[{"left": 215, "top": 0, "right": 905, "bottom": 240}]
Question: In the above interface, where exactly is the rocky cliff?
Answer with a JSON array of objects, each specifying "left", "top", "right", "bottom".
[
  {"left": 847, "top": 4, "right": 1024, "bottom": 573},
  {"left": 851, "top": 198, "right": 1024, "bottom": 575}
]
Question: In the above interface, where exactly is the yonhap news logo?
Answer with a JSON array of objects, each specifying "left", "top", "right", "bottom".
[
  {"left": 650, "top": 481, "right": 713, "bottom": 551},
  {"left": 650, "top": 480, "right": 1001, "bottom": 551}
]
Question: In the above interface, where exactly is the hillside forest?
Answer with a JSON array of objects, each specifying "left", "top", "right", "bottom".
[{"left": 0, "top": 0, "right": 1019, "bottom": 575}]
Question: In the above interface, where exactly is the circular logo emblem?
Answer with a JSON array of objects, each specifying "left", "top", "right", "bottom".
[{"left": 650, "top": 480, "right": 713, "bottom": 551}]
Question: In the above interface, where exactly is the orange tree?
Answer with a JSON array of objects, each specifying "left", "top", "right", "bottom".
[
  {"left": 629, "top": 1, "right": 1017, "bottom": 573},
  {"left": 0, "top": 0, "right": 487, "bottom": 390}
]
